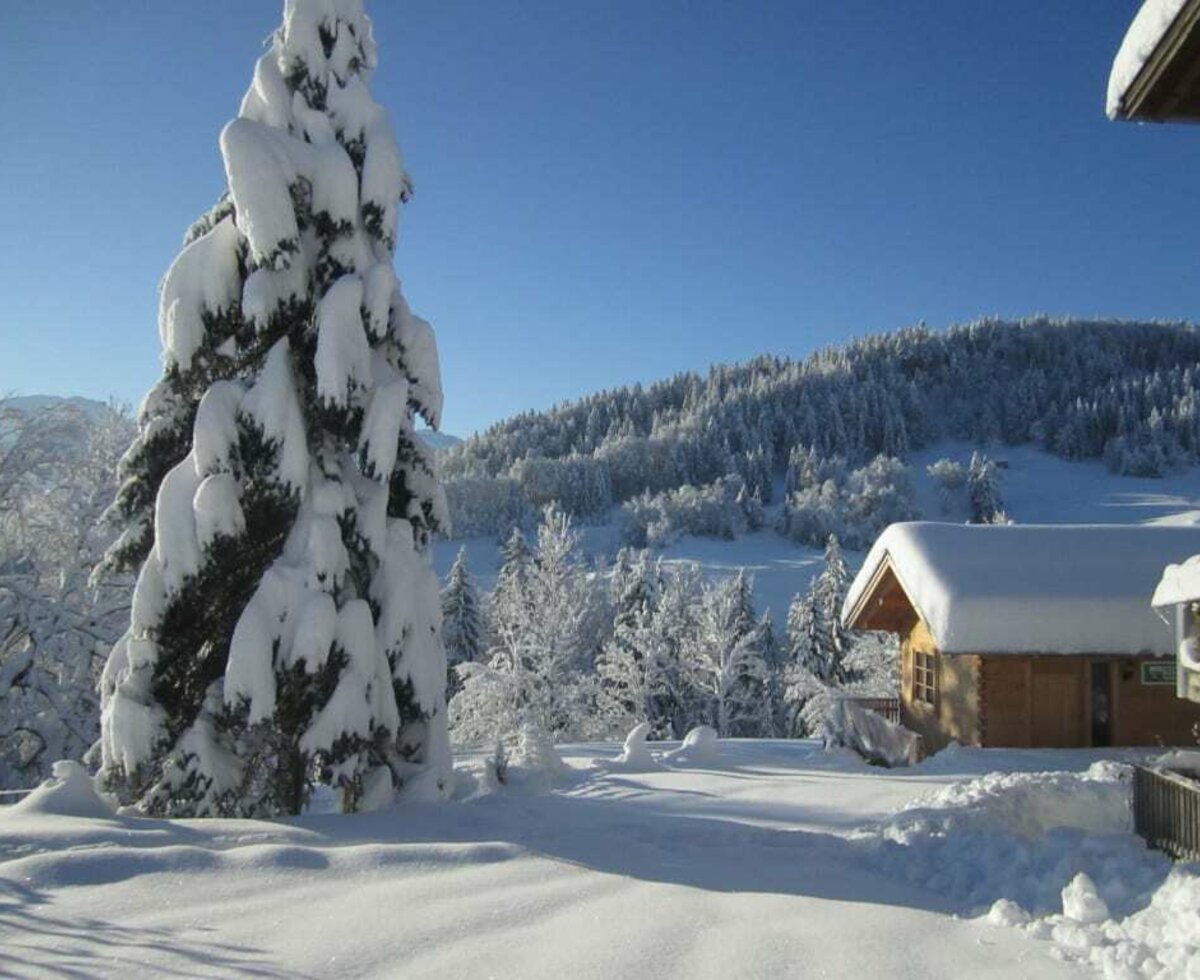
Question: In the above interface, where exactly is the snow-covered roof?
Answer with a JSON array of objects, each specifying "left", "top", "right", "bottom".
[
  {"left": 843, "top": 522, "right": 1200, "bottom": 655},
  {"left": 1107, "top": 0, "right": 1189, "bottom": 119},
  {"left": 1151, "top": 554, "right": 1200, "bottom": 607}
]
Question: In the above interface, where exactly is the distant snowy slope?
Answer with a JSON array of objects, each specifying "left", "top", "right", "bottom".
[
  {"left": 417, "top": 428, "right": 461, "bottom": 451},
  {"left": 434, "top": 440, "right": 1200, "bottom": 628},
  {"left": 0, "top": 394, "right": 111, "bottom": 420}
]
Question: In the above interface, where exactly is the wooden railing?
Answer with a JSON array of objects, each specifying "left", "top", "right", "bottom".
[
  {"left": 1133, "top": 765, "right": 1200, "bottom": 862},
  {"left": 848, "top": 697, "right": 901, "bottom": 725}
]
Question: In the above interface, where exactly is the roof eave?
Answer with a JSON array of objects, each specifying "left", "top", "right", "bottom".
[{"left": 1115, "top": 0, "right": 1200, "bottom": 122}]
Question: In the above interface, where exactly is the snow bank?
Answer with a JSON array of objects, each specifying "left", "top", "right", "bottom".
[
  {"left": 663, "top": 726, "right": 720, "bottom": 766},
  {"left": 823, "top": 697, "right": 920, "bottom": 768},
  {"left": 865, "top": 762, "right": 1165, "bottom": 916},
  {"left": 1061, "top": 868, "right": 1200, "bottom": 979},
  {"left": 1107, "top": 0, "right": 1188, "bottom": 119},
  {"left": 844, "top": 522, "right": 1200, "bottom": 655},
  {"left": 9, "top": 761, "right": 116, "bottom": 820},
  {"left": 861, "top": 759, "right": 1200, "bottom": 977}
]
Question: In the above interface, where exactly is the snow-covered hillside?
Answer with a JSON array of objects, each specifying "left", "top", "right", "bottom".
[
  {"left": 2, "top": 742, "right": 1189, "bottom": 979},
  {"left": 435, "top": 440, "right": 1200, "bottom": 628}
]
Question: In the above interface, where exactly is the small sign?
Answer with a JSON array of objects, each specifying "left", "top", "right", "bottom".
[{"left": 1141, "top": 661, "right": 1175, "bottom": 686}]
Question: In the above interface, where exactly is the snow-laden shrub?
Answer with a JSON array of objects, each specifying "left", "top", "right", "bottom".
[
  {"left": 619, "top": 474, "right": 758, "bottom": 548},
  {"left": 780, "top": 455, "right": 918, "bottom": 550},
  {"left": 822, "top": 697, "right": 919, "bottom": 767},
  {"left": 0, "top": 401, "right": 133, "bottom": 789},
  {"left": 926, "top": 457, "right": 965, "bottom": 514}
]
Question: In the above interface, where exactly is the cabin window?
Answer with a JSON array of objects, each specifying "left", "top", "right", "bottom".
[{"left": 912, "top": 650, "right": 937, "bottom": 706}]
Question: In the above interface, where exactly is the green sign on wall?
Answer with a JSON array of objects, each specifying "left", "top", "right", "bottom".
[{"left": 1141, "top": 661, "right": 1175, "bottom": 686}]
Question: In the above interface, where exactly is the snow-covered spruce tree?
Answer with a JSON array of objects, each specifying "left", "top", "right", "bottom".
[
  {"left": 811, "top": 534, "right": 852, "bottom": 685},
  {"left": 691, "top": 570, "right": 773, "bottom": 737},
  {"left": 966, "top": 452, "right": 1005, "bottom": 524},
  {"left": 97, "top": 0, "right": 450, "bottom": 817},
  {"left": 781, "top": 587, "right": 824, "bottom": 737},
  {"left": 442, "top": 547, "right": 484, "bottom": 670},
  {"left": 450, "top": 505, "right": 599, "bottom": 745},
  {"left": 489, "top": 527, "right": 532, "bottom": 648}
]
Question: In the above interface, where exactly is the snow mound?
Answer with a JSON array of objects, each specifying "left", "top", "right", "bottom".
[
  {"left": 663, "top": 726, "right": 720, "bottom": 766},
  {"left": 1068, "top": 868, "right": 1200, "bottom": 979},
  {"left": 476, "top": 726, "right": 572, "bottom": 795},
  {"left": 823, "top": 697, "right": 919, "bottom": 768},
  {"left": 598, "top": 722, "right": 663, "bottom": 773},
  {"left": 9, "top": 761, "right": 116, "bottom": 820},
  {"left": 1062, "top": 872, "right": 1111, "bottom": 925},
  {"left": 890, "top": 761, "right": 1134, "bottom": 839},
  {"left": 865, "top": 762, "right": 1166, "bottom": 916}
]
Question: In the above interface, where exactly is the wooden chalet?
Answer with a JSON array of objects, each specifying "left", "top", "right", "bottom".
[{"left": 842, "top": 523, "right": 1200, "bottom": 753}]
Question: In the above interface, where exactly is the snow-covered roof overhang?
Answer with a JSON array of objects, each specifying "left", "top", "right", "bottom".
[
  {"left": 843, "top": 522, "right": 1200, "bottom": 656},
  {"left": 1107, "top": 0, "right": 1200, "bottom": 121},
  {"left": 1152, "top": 554, "right": 1200, "bottom": 607}
]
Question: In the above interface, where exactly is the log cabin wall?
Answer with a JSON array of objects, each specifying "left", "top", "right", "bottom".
[
  {"left": 1111, "top": 658, "right": 1200, "bottom": 744},
  {"left": 900, "top": 620, "right": 980, "bottom": 752},
  {"left": 976, "top": 655, "right": 1200, "bottom": 747}
]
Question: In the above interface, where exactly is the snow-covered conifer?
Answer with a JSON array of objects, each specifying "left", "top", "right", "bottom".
[
  {"left": 442, "top": 547, "right": 484, "bottom": 669},
  {"left": 967, "top": 452, "right": 1005, "bottom": 524},
  {"left": 97, "top": 0, "right": 450, "bottom": 816},
  {"left": 490, "top": 527, "right": 532, "bottom": 646},
  {"left": 451, "top": 505, "right": 598, "bottom": 745},
  {"left": 811, "top": 535, "right": 852, "bottom": 684}
]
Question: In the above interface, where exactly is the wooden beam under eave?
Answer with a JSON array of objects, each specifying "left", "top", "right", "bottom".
[{"left": 1117, "top": 0, "right": 1200, "bottom": 122}]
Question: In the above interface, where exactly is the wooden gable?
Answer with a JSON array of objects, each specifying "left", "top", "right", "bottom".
[{"left": 843, "top": 556, "right": 919, "bottom": 635}]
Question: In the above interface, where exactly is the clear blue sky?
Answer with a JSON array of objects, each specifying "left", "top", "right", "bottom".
[{"left": 2, "top": 2, "right": 1197, "bottom": 437}]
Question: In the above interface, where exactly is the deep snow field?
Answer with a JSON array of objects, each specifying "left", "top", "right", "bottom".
[
  {"left": 3, "top": 740, "right": 1197, "bottom": 979},
  {"left": 433, "top": 441, "right": 1200, "bottom": 627}
]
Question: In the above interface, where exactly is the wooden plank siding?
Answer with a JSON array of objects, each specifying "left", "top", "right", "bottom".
[
  {"left": 900, "top": 620, "right": 980, "bottom": 752},
  {"left": 898, "top": 617, "right": 1200, "bottom": 749}
]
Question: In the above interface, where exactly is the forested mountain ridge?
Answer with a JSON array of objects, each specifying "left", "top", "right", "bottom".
[{"left": 441, "top": 318, "right": 1200, "bottom": 537}]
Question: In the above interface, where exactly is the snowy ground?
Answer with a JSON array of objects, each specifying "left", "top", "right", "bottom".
[
  {"left": 3, "top": 740, "right": 1192, "bottom": 979},
  {"left": 434, "top": 441, "right": 1200, "bottom": 628}
]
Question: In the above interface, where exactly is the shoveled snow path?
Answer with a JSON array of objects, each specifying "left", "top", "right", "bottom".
[{"left": 0, "top": 741, "right": 1121, "bottom": 979}]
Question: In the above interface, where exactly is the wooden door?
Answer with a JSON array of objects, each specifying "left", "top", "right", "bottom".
[{"left": 1030, "top": 660, "right": 1086, "bottom": 747}]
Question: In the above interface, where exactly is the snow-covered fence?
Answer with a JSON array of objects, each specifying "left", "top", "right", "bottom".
[
  {"left": 1133, "top": 764, "right": 1200, "bottom": 862},
  {"left": 847, "top": 696, "right": 900, "bottom": 725},
  {"left": 0, "top": 788, "right": 33, "bottom": 806}
]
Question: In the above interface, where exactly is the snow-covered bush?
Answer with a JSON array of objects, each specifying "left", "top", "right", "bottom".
[
  {"left": 619, "top": 474, "right": 759, "bottom": 548},
  {"left": 926, "top": 457, "right": 965, "bottom": 514},
  {"left": 0, "top": 400, "right": 133, "bottom": 788},
  {"left": 96, "top": 0, "right": 450, "bottom": 817},
  {"left": 449, "top": 506, "right": 605, "bottom": 746},
  {"left": 780, "top": 455, "right": 918, "bottom": 550}
]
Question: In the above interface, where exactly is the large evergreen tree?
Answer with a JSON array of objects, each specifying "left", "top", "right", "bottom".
[{"left": 97, "top": 0, "right": 450, "bottom": 816}]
